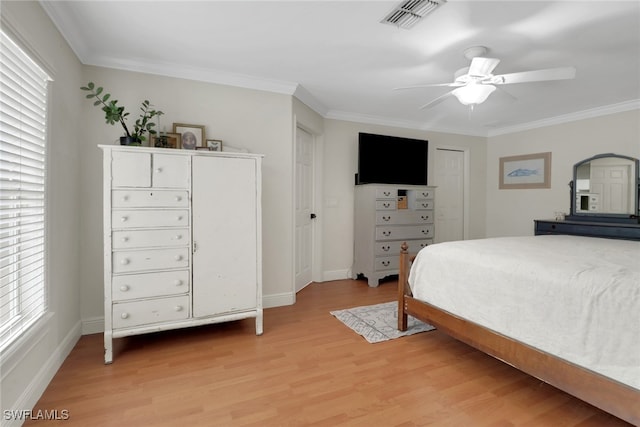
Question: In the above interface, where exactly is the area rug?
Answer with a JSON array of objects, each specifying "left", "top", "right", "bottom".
[{"left": 330, "top": 301, "right": 435, "bottom": 343}]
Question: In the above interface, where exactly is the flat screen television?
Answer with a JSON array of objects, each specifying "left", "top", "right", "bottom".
[{"left": 356, "top": 132, "right": 428, "bottom": 185}]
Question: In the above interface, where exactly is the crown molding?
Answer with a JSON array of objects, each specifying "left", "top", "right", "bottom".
[{"left": 487, "top": 100, "right": 640, "bottom": 137}]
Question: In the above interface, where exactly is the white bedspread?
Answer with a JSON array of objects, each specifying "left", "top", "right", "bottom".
[{"left": 408, "top": 235, "right": 640, "bottom": 390}]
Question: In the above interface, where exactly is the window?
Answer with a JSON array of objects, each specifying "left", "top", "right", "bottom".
[{"left": 0, "top": 29, "right": 51, "bottom": 351}]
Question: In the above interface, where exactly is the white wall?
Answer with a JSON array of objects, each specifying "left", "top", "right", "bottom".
[
  {"left": 79, "top": 67, "right": 296, "bottom": 329},
  {"left": 486, "top": 110, "right": 640, "bottom": 237},
  {"left": 321, "top": 120, "right": 487, "bottom": 280},
  {"left": 0, "top": 1, "right": 84, "bottom": 420}
]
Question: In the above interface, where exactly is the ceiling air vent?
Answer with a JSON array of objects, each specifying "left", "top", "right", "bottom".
[{"left": 381, "top": 0, "right": 446, "bottom": 29}]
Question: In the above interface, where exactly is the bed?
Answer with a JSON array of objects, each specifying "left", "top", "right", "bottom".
[{"left": 398, "top": 234, "right": 640, "bottom": 425}]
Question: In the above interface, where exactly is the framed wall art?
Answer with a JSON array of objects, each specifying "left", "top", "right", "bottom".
[
  {"left": 173, "top": 123, "right": 205, "bottom": 150},
  {"left": 499, "top": 152, "right": 551, "bottom": 189}
]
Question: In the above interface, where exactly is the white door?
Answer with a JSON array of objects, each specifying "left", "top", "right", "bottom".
[
  {"left": 591, "top": 165, "right": 631, "bottom": 213},
  {"left": 434, "top": 148, "right": 465, "bottom": 243},
  {"left": 192, "top": 155, "right": 257, "bottom": 317},
  {"left": 295, "top": 127, "right": 314, "bottom": 292}
]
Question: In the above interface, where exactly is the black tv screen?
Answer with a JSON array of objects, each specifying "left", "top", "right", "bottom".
[{"left": 356, "top": 133, "right": 428, "bottom": 185}]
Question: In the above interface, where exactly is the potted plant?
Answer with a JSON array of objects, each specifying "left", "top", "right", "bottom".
[{"left": 81, "top": 82, "right": 164, "bottom": 145}]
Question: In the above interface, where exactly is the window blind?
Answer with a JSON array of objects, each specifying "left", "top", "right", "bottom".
[{"left": 0, "top": 29, "right": 51, "bottom": 351}]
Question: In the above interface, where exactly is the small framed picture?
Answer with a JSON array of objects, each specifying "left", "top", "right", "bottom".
[
  {"left": 206, "top": 139, "right": 223, "bottom": 151},
  {"left": 151, "top": 132, "right": 181, "bottom": 149},
  {"left": 173, "top": 123, "right": 205, "bottom": 150}
]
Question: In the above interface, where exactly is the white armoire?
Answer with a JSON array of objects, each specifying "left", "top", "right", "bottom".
[{"left": 100, "top": 145, "right": 263, "bottom": 363}]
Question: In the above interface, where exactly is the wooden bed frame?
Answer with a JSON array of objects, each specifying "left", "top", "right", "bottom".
[{"left": 397, "top": 242, "right": 640, "bottom": 425}]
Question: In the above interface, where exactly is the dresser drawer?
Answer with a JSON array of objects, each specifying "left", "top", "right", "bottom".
[
  {"left": 112, "top": 190, "right": 189, "bottom": 208},
  {"left": 374, "top": 256, "right": 398, "bottom": 271},
  {"left": 376, "top": 225, "right": 434, "bottom": 241},
  {"left": 374, "top": 239, "right": 431, "bottom": 256},
  {"left": 413, "top": 200, "right": 434, "bottom": 210},
  {"left": 412, "top": 189, "right": 434, "bottom": 200},
  {"left": 112, "top": 151, "right": 151, "bottom": 187},
  {"left": 112, "top": 209, "right": 189, "bottom": 229},
  {"left": 376, "top": 210, "right": 434, "bottom": 225},
  {"left": 375, "top": 188, "right": 396, "bottom": 199},
  {"left": 152, "top": 154, "right": 190, "bottom": 188},
  {"left": 375, "top": 200, "right": 396, "bottom": 210},
  {"left": 112, "top": 228, "right": 190, "bottom": 249},
  {"left": 112, "top": 270, "right": 190, "bottom": 301},
  {"left": 112, "top": 295, "right": 190, "bottom": 329},
  {"left": 112, "top": 247, "right": 189, "bottom": 273}
]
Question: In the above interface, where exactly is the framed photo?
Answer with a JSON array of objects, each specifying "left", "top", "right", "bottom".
[
  {"left": 499, "top": 152, "right": 551, "bottom": 189},
  {"left": 173, "top": 123, "right": 205, "bottom": 150},
  {"left": 151, "top": 132, "right": 181, "bottom": 149},
  {"left": 206, "top": 139, "right": 223, "bottom": 151}
]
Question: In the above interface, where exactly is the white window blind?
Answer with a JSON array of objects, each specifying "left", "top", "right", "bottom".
[{"left": 0, "top": 29, "right": 50, "bottom": 351}]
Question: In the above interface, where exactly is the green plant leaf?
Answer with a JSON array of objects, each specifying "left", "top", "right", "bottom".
[
  {"left": 95, "top": 87, "right": 103, "bottom": 96},
  {"left": 102, "top": 94, "right": 110, "bottom": 102},
  {"left": 87, "top": 82, "right": 95, "bottom": 89}
]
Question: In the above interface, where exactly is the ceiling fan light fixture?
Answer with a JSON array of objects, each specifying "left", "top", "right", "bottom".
[
  {"left": 452, "top": 84, "right": 496, "bottom": 105},
  {"left": 381, "top": 0, "right": 447, "bottom": 29}
]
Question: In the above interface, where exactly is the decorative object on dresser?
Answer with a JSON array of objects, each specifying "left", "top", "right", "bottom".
[
  {"left": 81, "top": 82, "right": 164, "bottom": 145},
  {"left": 206, "top": 139, "right": 223, "bottom": 151},
  {"left": 100, "top": 145, "right": 264, "bottom": 364},
  {"left": 353, "top": 184, "right": 435, "bottom": 287},
  {"left": 173, "top": 123, "right": 205, "bottom": 150}
]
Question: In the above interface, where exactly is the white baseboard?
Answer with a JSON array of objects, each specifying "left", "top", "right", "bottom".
[
  {"left": 81, "top": 316, "right": 104, "bottom": 335},
  {"left": 322, "top": 268, "right": 351, "bottom": 282}
]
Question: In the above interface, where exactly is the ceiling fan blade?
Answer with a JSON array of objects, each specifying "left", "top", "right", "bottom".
[
  {"left": 393, "top": 83, "right": 456, "bottom": 90},
  {"left": 468, "top": 57, "right": 500, "bottom": 77},
  {"left": 419, "top": 90, "right": 455, "bottom": 110},
  {"left": 492, "top": 66, "right": 576, "bottom": 84}
]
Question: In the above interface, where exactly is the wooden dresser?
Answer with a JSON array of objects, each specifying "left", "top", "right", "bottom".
[
  {"left": 534, "top": 219, "right": 640, "bottom": 241},
  {"left": 100, "top": 145, "right": 263, "bottom": 363}
]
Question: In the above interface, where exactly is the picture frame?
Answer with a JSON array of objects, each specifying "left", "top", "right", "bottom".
[
  {"left": 173, "top": 123, "right": 205, "bottom": 150},
  {"left": 151, "top": 132, "right": 181, "bottom": 149},
  {"left": 499, "top": 152, "right": 551, "bottom": 189},
  {"left": 206, "top": 139, "right": 223, "bottom": 152}
]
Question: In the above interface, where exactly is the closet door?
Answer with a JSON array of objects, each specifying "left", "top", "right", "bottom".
[{"left": 192, "top": 156, "right": 258, "bottom": 317}]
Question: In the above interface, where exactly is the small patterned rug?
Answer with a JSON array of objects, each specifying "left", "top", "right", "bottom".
[{"left": 330, "top": 301, "right": 435, "bottom": 343}]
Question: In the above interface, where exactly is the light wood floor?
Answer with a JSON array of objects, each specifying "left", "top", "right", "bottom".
[{"left": 28, "top": 279, "right": 630, "bottom": 427}]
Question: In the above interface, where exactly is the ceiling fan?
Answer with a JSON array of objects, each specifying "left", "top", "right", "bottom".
[{"left": 396, "top": 46, "right": 576, "bottom": 110}]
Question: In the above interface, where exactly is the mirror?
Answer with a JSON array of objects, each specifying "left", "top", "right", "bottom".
[{"left": 569, "top": 153, "right": 640, "bottom": 223}]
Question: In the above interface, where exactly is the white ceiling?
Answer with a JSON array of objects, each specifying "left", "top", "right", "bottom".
[{"left": 42, "top": 0, "right": 640, "bottom": 136}]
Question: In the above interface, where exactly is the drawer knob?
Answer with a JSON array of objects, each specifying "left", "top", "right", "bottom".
[
  {"left": 383, "top": 216, "right": 390, "bottom": 221},
  {"left": 120, "top": 312, "right": 129, "bottom": 319},
  {"left": 384, "top": 191, "right": 390, "bottom": 196},
  {"left": 175, "top": 196, "right": 182, "bottom": 202},
  {"left": 174, "top": 235, "right": 182, "bottom": 240},
  {"left": 176, "top": 216, "right": 183, "bottom": 221},
  {"left": 382, "top": 245, "right": 390, "bottom": 252},
  {"left": 174, "top": 255, "right": 183, "bottom": 261},
  {"left": 382, "top": 260, "right": 390, "bottom": 266},
  {"left": 174, "top": 279, "right": 183, "bottom": 286},
  {"left": 175, "top": 305, "right": 183, "bottom": 312},
  {"left": 122, "top": 236, "right": 129, "bottom": 242},
  {"left": 122, "top": 195, "right": 129, "bottom": 202},
  {"left": 421, "top": 215, "right": 429, "bottom": 220},
  {"left": 120, "top": 258, "right": 130, "bottom": 265},
  {"left": 120, "top": 216, "right": 128, "bottom": 222},
  {"left": 383, "top": 231, "right": 391, "bottom": 236},
  {"left": 156, "top": 168, "right": 163, "bottom": 173},
  {"left": 119, "top": 285, "right": 129, "bottom": 292}
]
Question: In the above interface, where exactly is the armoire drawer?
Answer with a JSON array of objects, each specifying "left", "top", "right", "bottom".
[
  {"left": 413, "top": 200, "right": 434, "bottom": 210},
  {"left": 375, "top": 225, "right": 434, "bottom": 241},
  {"left": 412, "top": 189, "right": 434, "bottom": 200},
  {"left": 112, "top": 190, "right": 189, "bottom": 208},
  {"left": 112, "top": 270, "right": 190, "bottom": 301},
  {"left": 112, "top": 228, "right": 190, "bottom": 250},
  {"left": 112, "top": 247, "right": 189, "bottom": 273},
  {"left": 112, "top": 209, "right": 189, "bottom": 229},
  {"left": 374, "top": 256, "right": 398, "bottom": 271},
  {"left": 376, "top": 210, "right": 434, "bottom": 225},
  {"left": 152, "top": 154, "right": 190, "bottom": 188},
  {"left": 374, "top": 239, "right": 431, "bottom": 256},
  {"left": 112, "top": 295, "right": 190, "bottom": 329}
]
